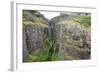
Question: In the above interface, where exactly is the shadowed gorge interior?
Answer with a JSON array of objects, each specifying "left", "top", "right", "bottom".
[{"left": 22, "top": 10, "right": 91, "bottom": 62}]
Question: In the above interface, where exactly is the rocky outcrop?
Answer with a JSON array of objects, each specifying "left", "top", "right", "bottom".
[
  {"left": 23, "top": 10, "right": 91, "bottom": 62},
  {"left": 50, "top": 14, "right": 91, "bottom": 60},
  {"left": 23, "top": 10, "right": 48, "bottom": 62}
]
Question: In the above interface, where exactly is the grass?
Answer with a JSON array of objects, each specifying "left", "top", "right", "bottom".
[
  {"left": 23, "top": 21, "right": 48, "bottom": 28},
  {"left": 25, "top": 47, "right": 59, "bottom": 62},
  {"left": 24, "top": 34, "right": 59, "bottom": 62},
  {"left": 71, "top": 15, "right": 91, "bottom": 27},
  {"left": 51, "top": 52, "right": 59, "bottom": 61}
]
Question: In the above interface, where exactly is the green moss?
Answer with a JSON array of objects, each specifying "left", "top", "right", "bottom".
[
  {"left": 71, "top": 16, "right": 91, "bottom": 27},
  {"left": 23, "top": 10, "right": 48, "bottom": 28},
  {"left": 23, "top": 21, "right": 48, "bottom": 28}
]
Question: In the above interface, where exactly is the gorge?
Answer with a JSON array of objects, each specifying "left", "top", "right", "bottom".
[{"left": 23, "top": 10, "right": 91, "bottom": 62}]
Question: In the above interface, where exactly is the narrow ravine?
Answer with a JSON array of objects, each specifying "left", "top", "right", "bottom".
[{"left": 23, "top": 10, "right": 91, "bottom": 62}]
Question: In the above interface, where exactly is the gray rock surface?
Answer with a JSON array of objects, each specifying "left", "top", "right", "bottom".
[
  {"left": 23, "top": 10, "right": 48, "bottom": 62},
  {"left": 23, "top": 10, "right": 91, "bottom": 61},
  {"left": 50, "top": 15, "right": 91, "bottom": 60}
]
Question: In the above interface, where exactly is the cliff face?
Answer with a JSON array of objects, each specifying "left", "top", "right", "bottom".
[
  {"left": 23, "top": 10, "right": 91, "bottom": 62},
  {"left": 50, "top": 14, "right": 91, "bottom": 60},
  {"left": 23, "top": 10, "right": 48, "bottom": 61}
]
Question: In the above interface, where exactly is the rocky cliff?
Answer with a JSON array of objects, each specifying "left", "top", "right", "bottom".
[
  {"left": 23, "top": 10, "right": 91, "bottom": 62},
  {"left": 50, "top": 13, "right": 91, "bottom": 60},
  {"left": 23, "top": 10, "right": 48, "bottom": 61}
]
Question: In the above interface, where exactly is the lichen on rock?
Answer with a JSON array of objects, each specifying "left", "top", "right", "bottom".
[{"left": 23, "top": 10, "right": 91, "bottom": 62}]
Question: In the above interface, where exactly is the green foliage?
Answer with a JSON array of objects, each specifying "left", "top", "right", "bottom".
[
  {"left": 51, "top": 52, "right": 59, "bottom": 60},
  {"left": 25, "top": 33, "right": 59, "bottom": 62},
  {"left": 25, "top": 48, "right": 49, "bottom": 62},
  {"left": 23, "top": 10, "right": 91, "bottom": 62},
  {"left": 23, "top": 10, "right": 59, "bottom": 62},
  {"left": 72, "top": 16, "right": 91, "bottom": 27}
]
